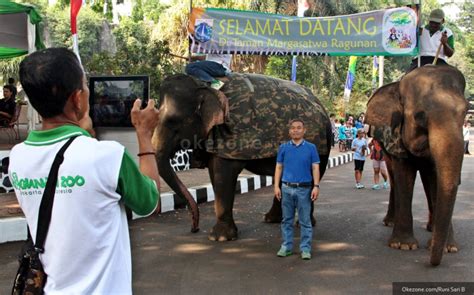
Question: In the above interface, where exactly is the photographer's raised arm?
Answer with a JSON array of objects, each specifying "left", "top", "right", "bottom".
[{"left": 131, "top": 99, "right": 161, "bottom": 189}]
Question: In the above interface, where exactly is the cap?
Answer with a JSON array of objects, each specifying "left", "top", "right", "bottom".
[{"left": 429, "top": 9, "right": 445, "bottom": 23}]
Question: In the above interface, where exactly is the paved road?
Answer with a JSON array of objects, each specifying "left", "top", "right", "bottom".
[{"left": 1, "top": 156, "right": 473, "bottom": 294}]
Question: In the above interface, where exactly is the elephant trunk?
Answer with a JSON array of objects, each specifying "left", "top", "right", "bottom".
[
  {"left": 430, "top": 192, "right": 456, "bottom": 266},
  {"left": 156, "top": 146, "right": 200, "bottom": 233},
  {"left": 429, "top": 131, "right": 463, "bottom": 266}
]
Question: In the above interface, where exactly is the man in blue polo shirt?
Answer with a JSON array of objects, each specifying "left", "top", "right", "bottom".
[{"left": 274, "top": 119, "right": 320, "bottom": 260}]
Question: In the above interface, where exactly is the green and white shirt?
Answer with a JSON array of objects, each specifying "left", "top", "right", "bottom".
[
  {"left": 420, "top": 25, "right": 454, "bottom": 62},
  {"left": 9, "top": 125, "right": 158, "bottom": 294}
]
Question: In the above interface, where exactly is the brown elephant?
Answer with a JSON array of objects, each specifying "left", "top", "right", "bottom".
[
  {"left": 153, "top": 73, "right": 332, "bottom": 241},
  {"left": 365, "top": 65, "right": 468, "bottom": 266}
]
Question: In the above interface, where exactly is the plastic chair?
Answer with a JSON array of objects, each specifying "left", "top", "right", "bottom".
[{"left": 0, "top": 104, "right": 22, "bottom": 143}]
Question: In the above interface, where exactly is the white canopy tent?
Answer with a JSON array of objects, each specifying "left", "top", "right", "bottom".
[{"left": 0, "top": 1, "right": 44, "bottom": 131}]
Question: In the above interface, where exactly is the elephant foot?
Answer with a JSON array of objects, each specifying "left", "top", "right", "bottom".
[
  {"left": 383, "top": 215, "right": 394, "bottom": 227},
  {"left": 427, "top": 238, "right": 459, "bottom": 253},
  {"left": 388, "top": 234, "right": 419, "bottom": 250},
  {"left": 264, "top": 212, "right": 282, "bottom": 223},
  {"left": 446, "top": 244, "right": 459, "bottom": 253},
  {"left": 208, "top": 221, "right": 238, "bottom": 241}
]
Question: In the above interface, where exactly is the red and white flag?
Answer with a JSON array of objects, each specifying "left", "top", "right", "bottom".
[{"left": 70, "top": 0, "right": 82, "bottom": 63}]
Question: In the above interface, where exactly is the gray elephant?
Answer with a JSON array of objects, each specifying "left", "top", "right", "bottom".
[
  {"left": 365, "top": 65, "right": 468, "bottom": 266},
  {"left": 154, "top": 73, "right": 332, "bottom": 241}
]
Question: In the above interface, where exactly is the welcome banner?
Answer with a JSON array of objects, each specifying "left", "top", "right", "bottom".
[{"left": 189, "top": 7, "right": 418, "bottom": 56}]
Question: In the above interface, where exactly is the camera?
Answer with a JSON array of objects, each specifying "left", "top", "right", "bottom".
[{"left": 89, "top": 75, "right": 150, "bottom": 128}]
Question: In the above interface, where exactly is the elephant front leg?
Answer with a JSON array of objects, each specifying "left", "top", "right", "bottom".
[
  {"left": 208, "top": 157, "right": 244, "bottom": 241},
  {"left": 209, "top": 186, "right": 238, "bottom": 242},
  {"left": 383, "top": 156, "right": 395, "bottom": 227},
  {"left": 389, "top": 159, "right": 419, "bottom": 250},
  {"left": 383, "top": 185, "right": 395, "bottom": 227}
]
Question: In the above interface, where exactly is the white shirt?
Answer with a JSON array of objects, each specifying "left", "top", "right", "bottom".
[
  {"left": 419, "top": 27, "right": 453, "bottom": 62},
  {"left": 206, "top": 54, "right": 232, "bottom": 70},
  {"left": 352, "top": 137, "right": 368, "bottom": 161},
  {"left": 9, "top": 126, "right": 158, "bottom": 294},
  {"left": 463, "top": 126, "right": 470, "bottom": 141}
]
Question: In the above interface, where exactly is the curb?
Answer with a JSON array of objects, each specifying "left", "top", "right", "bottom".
[{"left": 1, "top": 152, "right": 355, "bottom": 244}]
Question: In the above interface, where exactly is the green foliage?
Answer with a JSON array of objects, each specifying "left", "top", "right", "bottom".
[
  {"left": 43, "top": 5, "right": 104, "bottom": 65},
  {"left": 86, "top": 18, "right": 175, "bottom": 98},
  {"left": 132, "top": 0, "right": 169, "bottom": 23},
  {"left": 0, "top": 57, "right": 21, "bottom": 86},
  {"left": 86, "top": 0, "right": 113, "bottom": 22}
]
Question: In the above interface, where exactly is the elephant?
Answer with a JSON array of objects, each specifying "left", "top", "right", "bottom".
[
  {"left": 153, "top": 73, "right": 332, "bottom": 241},
  {"left": 365, "top": 65, "right": 468, "bottom": 266}
]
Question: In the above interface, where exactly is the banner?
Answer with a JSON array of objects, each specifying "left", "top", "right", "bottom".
[
  {"left": 189, "top": 7, "right": 417, "bottom": 56},
  {"left": 344, "top": 56, "right": 357, "bottom": 101}
]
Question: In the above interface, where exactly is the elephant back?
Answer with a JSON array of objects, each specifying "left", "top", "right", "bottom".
[{"left": 206, "top": 73, "right": 330, "bottom": 160}]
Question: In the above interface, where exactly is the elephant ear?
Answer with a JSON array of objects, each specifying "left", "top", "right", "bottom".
[
  {"left": 366, "top": 82, "right": 403, "bottom": 129},
  {"left": 366, "top": 81, "right": 409, "bottom": 158},
  {"left": 198, "top": 89, "right": 226, "bottom": 135}
]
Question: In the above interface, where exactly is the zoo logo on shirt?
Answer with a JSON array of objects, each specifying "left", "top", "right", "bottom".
[{"left": 11, "top": 172, "right": 86, "bottom": 196}]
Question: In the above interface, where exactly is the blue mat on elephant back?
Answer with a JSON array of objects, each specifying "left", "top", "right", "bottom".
[{"left": 206, "top": 73, "right": 330, "bottom": 160}]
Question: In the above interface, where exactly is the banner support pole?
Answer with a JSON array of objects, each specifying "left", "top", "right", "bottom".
[
  {"left": 188, "top": 0, "right": 193, "bottom": 63},
  {"left": 378, "top": 56, "right": 384, "bottom": 88}
]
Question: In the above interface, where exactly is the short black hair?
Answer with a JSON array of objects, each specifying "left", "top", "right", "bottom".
[
  {"left": 3, "top": 84, "right": 15, "bottom": 92},
  {"left": 289, "top": 118, "right": 305, "bottom": 127},
  {"left": 19, "top": 48, "right": 84, "bottom": 118},
  {"left": 3, "top": 84, "right": 16, "bottom": 99}
]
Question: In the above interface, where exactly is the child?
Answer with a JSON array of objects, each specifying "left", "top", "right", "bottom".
[
  {"left": 338, "top": 119, "right": 347, "bottom": 152},
  {"left": 368, "top": 138, "right": 389, "bottom": 190},
  {"left": 352, "top": 129, "right": 368, "bottom": 189}
]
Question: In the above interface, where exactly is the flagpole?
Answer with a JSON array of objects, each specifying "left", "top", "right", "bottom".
[
  {"left": 70, "top": 0, "right": 83, "bottom": 65},
  {"left": 291, "top": 0, "right": 309, "bottom": 81},
  {"left": 189, "top": 0, "right": 193, "bottom": 63},
  {"left": 72, "top": 34, "right": 81, "bottom": 65},
  {"left": 378, "top": 56, "right": 384, "bottom": 88}
]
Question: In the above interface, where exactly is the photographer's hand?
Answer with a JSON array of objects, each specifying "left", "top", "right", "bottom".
[
  {"left": 131, "top": 99, "right": 159, "bottom": 134},
  {"left": 131, "top": 99, "right": 161, "bottom": 206}
]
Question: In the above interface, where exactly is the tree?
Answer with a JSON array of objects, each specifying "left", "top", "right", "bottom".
[{"left": 86, "top": 17, "right": 175, "bottom": 98}]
